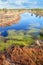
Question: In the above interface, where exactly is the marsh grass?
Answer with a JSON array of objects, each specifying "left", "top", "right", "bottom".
[
  {"left": 0, "top": 30, "right": 36, "bottom": 51},
  {"left": 0, "top": 28, "right": 43, "bottom": 51}
]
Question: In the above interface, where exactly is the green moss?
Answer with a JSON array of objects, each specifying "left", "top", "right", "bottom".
[{"left": 0, "top": 29, "right": 39, "bottom": 51}]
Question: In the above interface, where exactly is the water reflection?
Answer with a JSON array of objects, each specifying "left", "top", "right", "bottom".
[
  {"left": 31, "top": 13, "right": 42, "bottom": 19},
  {"left": 1, "top": 31, "right": 8, "bottom": 37},
  {"left": 31, "top": 14, "right": 33, "bottom": 16},
  {"left": 0, "top": 12, "right": 43, "bottom": 32}
]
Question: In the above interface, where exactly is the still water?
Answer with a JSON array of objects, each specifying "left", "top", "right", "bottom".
[{"left": 0, "top": 12, "right": 43, "bottom": 35}]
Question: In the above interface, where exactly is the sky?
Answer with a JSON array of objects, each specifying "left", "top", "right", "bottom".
[{"left": 0, "top": 0, "right": 43, "bottom": 9}]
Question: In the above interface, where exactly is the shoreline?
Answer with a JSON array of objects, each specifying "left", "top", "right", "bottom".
[
  {"left": 0, "top": 14, "right": 20, "bottom": 27},
  {"left": 0, "top": 9, "right": 43, "bottom": 27}
]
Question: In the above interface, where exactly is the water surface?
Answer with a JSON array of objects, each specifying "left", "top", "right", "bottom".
[{"left": 0, "top": 12, "right": 43, "bottom": 35}]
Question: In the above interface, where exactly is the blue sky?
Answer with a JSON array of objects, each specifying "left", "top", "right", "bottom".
[{"left": 0, "top": 0, "right": 43, "bottom": 9}]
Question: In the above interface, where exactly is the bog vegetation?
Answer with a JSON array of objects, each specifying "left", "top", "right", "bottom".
[{"left": 0, "top": 28, "right": 43, "bottom": 51}]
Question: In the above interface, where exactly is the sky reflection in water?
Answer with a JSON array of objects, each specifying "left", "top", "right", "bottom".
[{"left": 0, "top": 13, "right": 43, "bottom": 32}]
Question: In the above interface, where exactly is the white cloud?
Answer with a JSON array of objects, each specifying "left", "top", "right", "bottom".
[
  {"left": 0, "top": 0, "right": 42, "bottom": 8},
  {"left": 7, "top": 0, "right": 29, "bottom": 6},
  {"left": 0, "top": 0, "right": 29, "bottom": 8},
  {"left": 0, "top": 0, "right": 8, "bottom": 5},
  {"left": 28, "top": 1, "right": 37, "bottom": 5},
  {"left": 14, "top": 0, "right": 28, "bottom": 5},
  {"left": 12, "top": 0, "right": 37, "bottom": 6}
]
